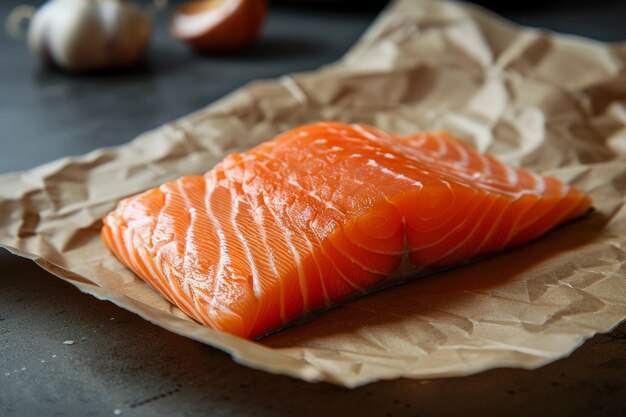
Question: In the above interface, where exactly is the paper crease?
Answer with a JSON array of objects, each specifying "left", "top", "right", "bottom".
[{"left": 1, "top": 0, "right": 626, "bottom": 387}]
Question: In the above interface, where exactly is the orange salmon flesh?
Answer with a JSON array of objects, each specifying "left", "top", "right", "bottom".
[{"left": 101, "top": 122, "right": 592, "bottom": 339}]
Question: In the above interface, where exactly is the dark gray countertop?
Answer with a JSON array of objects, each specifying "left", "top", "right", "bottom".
[{"left": 1, "top": 1, "right": 625, "bottom": 416}]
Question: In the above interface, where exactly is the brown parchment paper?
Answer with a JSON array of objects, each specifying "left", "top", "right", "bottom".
[{"left": 2, "top": 0, "right": 626, "bottom": 387}]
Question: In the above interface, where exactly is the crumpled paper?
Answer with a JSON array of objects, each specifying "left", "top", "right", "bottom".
[{"left": 1, "top": 0, "right": 626, "bottom": 387}]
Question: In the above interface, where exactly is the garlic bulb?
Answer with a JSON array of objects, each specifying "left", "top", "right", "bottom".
[{"left": 28, "top": 0, "right": 151, "bottom": 72}]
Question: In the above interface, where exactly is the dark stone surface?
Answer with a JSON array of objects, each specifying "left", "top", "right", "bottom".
[{"left": 1, "top": 1, "right": 625, "bottom": 416}]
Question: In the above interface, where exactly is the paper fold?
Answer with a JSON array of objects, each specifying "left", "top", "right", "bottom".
[{"left": 2, "top": 0, "right": 626, "bottom": 387}]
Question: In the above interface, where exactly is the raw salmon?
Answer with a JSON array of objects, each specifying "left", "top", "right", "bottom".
[{"left": 101, "top": 122, "right": 592, "bottom": 339}]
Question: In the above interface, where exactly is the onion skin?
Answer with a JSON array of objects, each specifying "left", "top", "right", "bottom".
[{"left": 170, "top": 0, "right": 267, "bottom": 53}]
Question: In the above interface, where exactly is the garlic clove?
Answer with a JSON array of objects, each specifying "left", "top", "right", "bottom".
[
  {"left": 27, "top": 0, "right": 151, "bottom": 72},
  {"left": 27, "top": 0, "right": 64, "bottom": 63},
  {"left": 47, "top": 0, "right": 108, "bottom": 71},
  {"left": 97, "top": 0, "right": 151, "bottom": 68}
]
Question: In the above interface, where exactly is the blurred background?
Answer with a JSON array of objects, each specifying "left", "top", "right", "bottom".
[
  {"left": 1, "top": 0, "right": 625, "bottom": 174},
  {"left": 275, "top": 0, "right": 626, "bottom": 39}
]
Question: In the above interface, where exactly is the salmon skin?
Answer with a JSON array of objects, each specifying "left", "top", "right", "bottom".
[{"left": 102, "top": 122, "right": 592, "bottom": 339}]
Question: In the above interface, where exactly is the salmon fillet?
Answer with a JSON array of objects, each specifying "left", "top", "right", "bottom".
[{"left": 101, "top": 122, "right": 592, "bottom": 339}]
